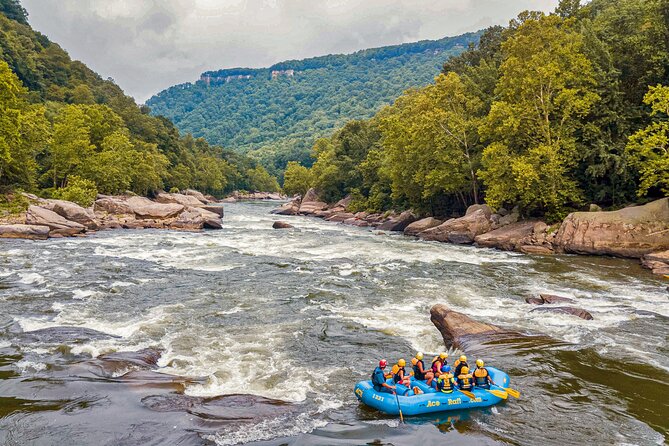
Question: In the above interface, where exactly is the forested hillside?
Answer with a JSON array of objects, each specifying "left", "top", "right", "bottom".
[
  {"left": 147, "top": 33, "right": 480, "bottom": 175},
  {"left": 0, "top": 0, "right": 278, "bottom": 208},
  {"left": 284, "top": 0, "right": 669, "bottom": 221}
]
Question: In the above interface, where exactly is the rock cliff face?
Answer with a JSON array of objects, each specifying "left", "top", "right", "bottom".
[
  {"left": 555, "top": 198, "right": 669, "bottom": 258},
  {"left": 0, "top": 190, "right": 224, "bottom": 240}
]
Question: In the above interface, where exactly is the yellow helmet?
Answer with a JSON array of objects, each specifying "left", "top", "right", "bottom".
[
  {"left": 459, "top": 355, "right": 467, "bottom": 362},
  {"left": 439, "top": 352, "right": 448, "bottom": 360},
  {"left": 461, "top": 366, "right": 469, "bottom": 374},
  {"left": 398, "top": 359, "right": 406, "bottom": 367},
  {"left": 416, "top": 352, "right": 424, "bottom": 360},
  {"left": 476, "top": 359, "right": 484, "bottom": 368},
  {"left": 411, "top": 358, "right": 418, "bottom": 366}
]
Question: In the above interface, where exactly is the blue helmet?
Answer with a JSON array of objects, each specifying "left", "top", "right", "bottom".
[{"left": 441, "top": 365, "right": 451, "bottom": 373}]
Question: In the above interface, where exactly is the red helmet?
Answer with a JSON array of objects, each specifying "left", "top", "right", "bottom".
[{"left": 379, "top": 359, "right": 388, "bottom": 368}]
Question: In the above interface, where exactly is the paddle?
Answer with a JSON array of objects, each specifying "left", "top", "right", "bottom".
[
  {"left": 393, "top": 389, "right": 404, "bottom": 423},
  {"left": 486, "top": 388, "right": 508, "bottom": 399},
  {"left": 491, "top": 381, "right": 520, "bottom": 399},
  {"left": 459, "top": 389, "right": 476, "bottom": 400}
]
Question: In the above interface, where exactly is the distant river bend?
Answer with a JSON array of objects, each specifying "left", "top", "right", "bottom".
[{"left": 0, "top": 201, "right": 667, "bottom": 445}]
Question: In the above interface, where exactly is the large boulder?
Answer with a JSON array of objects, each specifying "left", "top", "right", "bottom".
[
  {"left": 333, "top": 195, "right": 352, "bottom": 210},
  {"left": 297, "top": 188, "right": 328, "bottom": 214},
  {"left": 154, "top": 192, "right": 204, "bottom": 207},
  {"left": 404, "top": 217, "right": 444, "bottom": 236},
  {"left": 377, "top": 210, "right": 419, "bottom": 232},
  {"left": 271, "top": 197, "right": 301, "bottom": 215},
  {"left": 302, "top": 188, "right": 320, "bottom": 203},
  {"left": 25, "top": 205, "right": 85, "bottom": 236},
  {"left": 50, "top": 199, "right": 98, "bottom": 229},
  {"left": 466, "top": 204, "right": 493, "bottom": 219},
  {"left": 126, "top": 196, "right": 184, "bottom": 219},
  {"left": 201, "top": 205, "right": 224, "bottom": 217},
  {"left": 170, "top": 207, "right": 222, "bottom": 230},
  {"left": 641, "top": 250, "right": 669, "bottom": 275},
  {"left": 555, "top": 198, "right": 669, "bottom": 258},
  {"left": 94, "top": 196, "right": 134, "bottom": 215},
  {"left": 326, "top": 212, "right": 355, "bottom": 223},
  {"left": 182, "top": 189, "right": 210, "bottom": 203},
  {"left": 474, "top": 221, "right": 537, "bottom": 251},
  {"left": 0, "top": 224, "right": 50, "bottom": 240},
  {"left": 430, "top": 304, "right": 507, "bottom": 349},
  {"left": 530, "top": 306, "right": 594, "bottom": 320},
  {"left": 419, "top": 209, "right": 492, "bottom": 244}
]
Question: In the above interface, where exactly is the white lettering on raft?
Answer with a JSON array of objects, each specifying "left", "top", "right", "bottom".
[
  {"left": 372, "top": 394, "right": 384, "bottom": 402},
  {"left": 447, "top": 397, "right": 482, "bottom": 405},
  {"left": 427, "top": 400, "right": 441, "bottom": 407}
]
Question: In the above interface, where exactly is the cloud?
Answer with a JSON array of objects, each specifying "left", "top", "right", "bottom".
[{"left": 21, "top": 0, "right": 559, "bottom": 102}]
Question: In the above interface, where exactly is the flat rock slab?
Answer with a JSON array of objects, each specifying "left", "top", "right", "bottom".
[
  {"left": 25, "top": 205, "right": 85, "bottom": 236},
  {"left": 0, "top": 224, "right": 50, "bottom": 240}
]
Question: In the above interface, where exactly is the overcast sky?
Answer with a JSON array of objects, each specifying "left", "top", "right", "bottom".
[{"left": 22, "top": 0, "right": 559, "bottom": 102}]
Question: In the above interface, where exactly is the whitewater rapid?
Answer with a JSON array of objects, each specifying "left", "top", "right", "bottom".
[{"left": 1, "top": 201, "right": 667, "bottom": 445}]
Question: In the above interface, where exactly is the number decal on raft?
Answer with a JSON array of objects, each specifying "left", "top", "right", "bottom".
[
  {"left": 372, "top": 394, "right": 384, "bottom": 402},
  {"left": 355, "top": 388, "right": 363, "bottom": 398},
  {"left": 426, "top": 400, "right": 441, "bottom": 407}
]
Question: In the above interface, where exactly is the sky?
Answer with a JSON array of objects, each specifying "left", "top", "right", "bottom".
[{"left": 21, "top": 0, "right": 560, "bottom": 103}]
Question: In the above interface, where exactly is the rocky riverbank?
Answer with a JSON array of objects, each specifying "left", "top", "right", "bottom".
[
  {"left": 221, "top": 191, "right": 288, "bottom": 202},
  {"left": 0, "top": 189, "right": 224, "bottom": 240},
  {"left": 272, "top": 189, "right": 669, "bottom": 276}
]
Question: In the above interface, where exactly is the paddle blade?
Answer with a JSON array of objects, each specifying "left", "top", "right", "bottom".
[
  {"left": 460, "top": 390, "right": 476, "bottom": 400},
  {"left": 487, "top": 389, "right": 508, "bottom": 399},
  {"left": 506, "top": 387, "right": 520, "bottom": 398}
]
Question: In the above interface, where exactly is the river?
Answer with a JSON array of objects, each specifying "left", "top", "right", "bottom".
[{"left": 0, "top": 201, "right": 667, "bottom": 445}]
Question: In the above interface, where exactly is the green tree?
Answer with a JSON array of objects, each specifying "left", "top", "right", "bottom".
[
  {"left": 282, "top": 161, "right": 313, "bottom": 196},
  {"left": 51, "top": 175, "right": 97, "bottom": 206},
  {"left": 46, "top": 105, "right": 94, "bottom": 188},
  {"left": 626, "top": 85, "right": 669, "bottom": 197},
  {"left": 245, "top": 165, "right": 280, "bottom": 192},
  {"left": 0, "top": 59, "right": 47, "bottom": 188},
  {"left": 479, "top": 14, "right": 599, "bottom": 217}
]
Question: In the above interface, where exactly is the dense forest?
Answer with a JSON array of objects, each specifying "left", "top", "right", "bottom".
[
  {"left": 0, "top": 0, "right": 278, "bottom": 208},
  {"left": 284, "top": 0, "right": 669, "bottom": 222},
  {"left": 147, "top": 33, "right": 480, "bottom": 176}
]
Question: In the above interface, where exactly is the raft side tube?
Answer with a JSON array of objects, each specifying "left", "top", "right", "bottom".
[{"left": 354, "top": 367, "right": 510, "bottom": 416}]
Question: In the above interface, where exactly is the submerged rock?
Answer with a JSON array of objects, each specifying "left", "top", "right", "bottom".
[
  {"left": 555, "top": 198, "right": 669, "bottom": 258},
  {"left": 272, "top": 221, "right": 294, "bottom": 229},
  {"left": 20, "top": 326, "right": 120, "bottom": 344},
  {"left": 525, "top": 294, "right": 576, "bottom": 305},
  {"left": 530, "top": 306, "right": 594, "bottom": 320}
]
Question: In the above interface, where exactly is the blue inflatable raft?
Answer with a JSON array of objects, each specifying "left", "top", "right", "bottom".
[{"left": 354, "top": 367, "right": 510, "bottom": 416}]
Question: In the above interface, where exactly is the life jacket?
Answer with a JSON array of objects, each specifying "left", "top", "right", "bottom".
[
  {"left": 413, "top": 359, "right": 426, "bottom": 380},
  {"left": 453, "top": 360, "right": 468, "bottom": 377},
  {"left": 457, "top": 373, "right": 473, "bottom": 391},
  {"left": 431, "top": 356, "right": 442, "bottom": 373},
  {"left": 371, "top": 367, "right": 386, "bottom": 388},
  {"left": 393, "top": 366, "right": 406, "bottom": 383},
  {"left": 473, "top": 367, "right": 490, "bottom": 388},
  {"left": 437, "top": 374, "right": 454, "bottom": 393}
]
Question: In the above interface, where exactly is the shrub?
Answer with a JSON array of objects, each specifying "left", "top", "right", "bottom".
[{"left": 52, "top": 175, "right": 98, "bottom": 207}]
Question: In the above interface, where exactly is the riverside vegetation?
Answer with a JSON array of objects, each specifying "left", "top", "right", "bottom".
[
  {"left": 282, "top": 0, "right": 668, "bottom": 224},
  {"left": 0, "top": 0, "right": 279, "bottom": 217}
]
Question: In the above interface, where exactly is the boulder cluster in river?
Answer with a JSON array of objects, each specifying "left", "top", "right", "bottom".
[
  {"left": 0, "top": 189, "right": 224, "bottom": 240},
  {"left": 273, "top": 189, "right": 669, "bottom": 276}
]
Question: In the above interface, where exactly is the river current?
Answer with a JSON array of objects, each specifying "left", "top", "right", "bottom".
[{"left": 0, "top": 201, "right": 667, "bottom": 445}]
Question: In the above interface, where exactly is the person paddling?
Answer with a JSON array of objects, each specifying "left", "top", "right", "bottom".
[
  {"left": 431, "top": 352, "right": 448, "bottom": 378},
  {"left": 413, "top": 352, "right": 434, "bottom": 386},
  {"left": 436, "top": 365, "right": 456, "bottom": 394},
  {"left": 453, "top": 354, "right": 469, "bottom": 377},
  {"left": 457, "top": 366, "right": 474, "bottom": 391},
  {"left": 371, "top": 359, "right": 396, "bottom": 394},
  {"left": 393, "top": 359, "right": 412, "bottom": 389},
  {"left": 472, "top": 359, "right": 494, "bottom": 389}
]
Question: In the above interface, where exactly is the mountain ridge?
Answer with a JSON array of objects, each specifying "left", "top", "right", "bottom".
[{"left": 147, "top": 31, "right": 480, "bottom": 175}]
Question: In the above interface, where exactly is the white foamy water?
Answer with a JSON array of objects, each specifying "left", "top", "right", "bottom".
[{"left": 1, "top": 201, "right": 667, "bottom": 444}]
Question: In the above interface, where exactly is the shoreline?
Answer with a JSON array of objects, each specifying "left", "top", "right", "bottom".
[{"left": 271, "top": 189, "right": 669, "bottom": 277}]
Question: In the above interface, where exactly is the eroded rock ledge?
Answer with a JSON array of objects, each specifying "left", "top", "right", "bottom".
[
  {"left": 273, "top": 190, "right": 669, "bottom": 276},
  {"left": 0, "top": 190, "right": 225, "bottom": 240}
]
